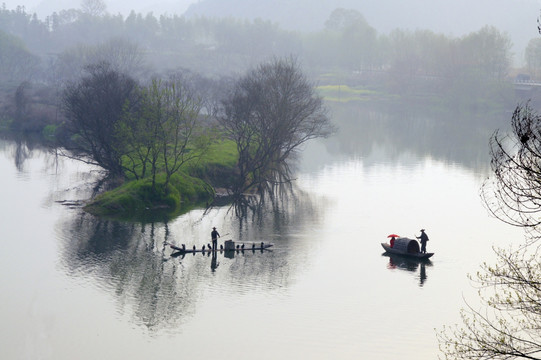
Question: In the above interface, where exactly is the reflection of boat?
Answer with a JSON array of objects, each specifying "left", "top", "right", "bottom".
[
  {"left": 168, "top": 241, "right": 273, "bottom": 254},
  {"left": 384, "top": 252, "right": 432, "bottom": 286},
  {"left": 383, "top": 252, "right": 432, "bottom": 269},
  {"left": 381, "top": 237, "right": 434, "bottom": 259}
]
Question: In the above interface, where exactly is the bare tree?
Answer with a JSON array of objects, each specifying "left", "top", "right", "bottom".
[
  {"left": 51, "top": 38, "right": 146, "bottom": 84},
  {"left": 88, "top": 38, "right": 145, "bottom": 77},
  {"left": 219, "top": 57, "right": 334, "bottom": 198},
  {"left": 438, "top": 103, "right": 541, "bottom": 359},
  {"left": 438, "top": 245, "right": 541, "bottom": 360},
  {"left": 117, "top": 78, "right": 212, "bottom": 194},
  {"left": 481, "top": 102, "right": 541, "bottom": 241},
  {"left": 81, "top": 0, "right": 106, "bottom": 17},
  {"left": 157, "top": 79, "right": 209, "bottom": 192},
  {"left": 60, "top": 62, "right": 140, "bottom": 179}
]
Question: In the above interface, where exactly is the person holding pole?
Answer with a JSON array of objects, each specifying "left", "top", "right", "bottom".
[
  {"left": 416, "top": 229, "right": 429, "bottom": 254},
  {"left": 211, "top": 227, "right": 220, "bottom": 250}
]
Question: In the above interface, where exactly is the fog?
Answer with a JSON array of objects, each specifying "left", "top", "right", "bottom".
[
  {"left": 4, "top": 0, "right": 540, "bottom": 64},
  {"left": 2, "top": 0, "right": 195, "bottom": 18},
  {"left": 2, "top": 1, "right": 540, "bottom": 359}
]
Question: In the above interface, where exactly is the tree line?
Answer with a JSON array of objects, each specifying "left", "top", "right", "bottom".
[
  {"left": 0, "top": 4, "right": 517, "bottom": 87},
  {"left": 0, "top": 4, "right": 521, "bottom": 141}
]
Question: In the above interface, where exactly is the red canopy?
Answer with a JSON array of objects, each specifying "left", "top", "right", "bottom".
[{"left": 387, "top": 234, "right": 399, "bottom": 238}]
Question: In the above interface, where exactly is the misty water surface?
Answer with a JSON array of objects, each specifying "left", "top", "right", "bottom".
[{"left": 0, "top": 101, "right": 525, "bottom": 360}]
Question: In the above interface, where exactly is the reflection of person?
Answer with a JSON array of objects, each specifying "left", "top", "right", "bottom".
[
  {"left": 416, "top": 229, "right": 429, "bottom": 253},
  {"left": 390, "top": 236, "right": 396, "bottom": 248},
  {"left": 211, "top": 250, "right": 218, "bottom": 272},
  {"left": 211, "top": 227, "right": 220, "bottom": 250},
  {"left": 419, "top": 263, "right": 427, "bottom": 286}
]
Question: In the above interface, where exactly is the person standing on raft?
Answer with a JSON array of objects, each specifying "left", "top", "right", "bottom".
[
  {"left": 416, "top": 229, "right": 429, "bottom": 253},
  {"left": 211, "top": 227, "right": 220, "bottom": 250}
]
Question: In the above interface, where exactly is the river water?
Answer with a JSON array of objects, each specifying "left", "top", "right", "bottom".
[{"left": 0, "top": 101, "right": 526, "bottom": 359}]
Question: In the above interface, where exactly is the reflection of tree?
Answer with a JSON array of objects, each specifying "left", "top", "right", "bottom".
[
  {"left": 58, "top": 213, "right": 202, "bottom": 330},
  {"left": 13, "top": 138, "right": 32, "bottom": 172},
  {"left": 229, "top": 181, "right": 292, "bottom": 219},
  {"left": 3, "top": 134, "right": 44, "bottom": 171},
  {"left": 230, "top": 183, "right": 322, "bottom": 241},
  {"left": 324, "top": 101, "right": 511, "bottom": 173},
  {"left": 1, "top": 134, "right": 63, "bottom": 175},
  {"left": 56, "top": 183, "right": 324, "bottom": 331}
]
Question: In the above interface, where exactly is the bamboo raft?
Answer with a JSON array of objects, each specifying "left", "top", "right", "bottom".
[{"left": 168, "top": 241, "right": 273, "bottom": 255}]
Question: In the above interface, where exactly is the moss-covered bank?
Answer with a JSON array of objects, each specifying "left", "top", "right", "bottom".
[
  {"left": 83, "top": 140, "right": 239, "bottom": 221},
  {"left": 84, "top": 172, "right": 214, "bottom": 221}
]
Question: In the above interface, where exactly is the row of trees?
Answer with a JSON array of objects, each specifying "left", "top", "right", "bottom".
[
  {"left": 0, "top": 3, "right": 300, "bottom": 78},
  {"left": 0, "top": 5, "right": 515, "bottom": 87},
  {"left": 60, "top": 58, "right": 332, "bottom": 200}
]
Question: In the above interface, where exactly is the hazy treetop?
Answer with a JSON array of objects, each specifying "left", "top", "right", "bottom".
[
  {"left": 1, "top": 0, "right": 195, "bottom": 18},
  {"left": 3, "top": 0, "right": 540, "bottom": 63}
]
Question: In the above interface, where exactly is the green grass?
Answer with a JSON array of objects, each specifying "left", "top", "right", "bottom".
[
  {"left": 42, "top": 124, "right": 57, "bottom": 138},
  {"left": 195, "top": 139, "right": 238, "bottom": 167},
  {"left": 186, "top": 140, "right": 239, "bottom": 188},
  {"left": 121, "top": 139, "right": 238, "bottom": 181},
  {"left": 316, "top": 85, "right": 382, "bottom": 102},
  {"left": 85, "top": 172, "right": 214, "bottom": 221},
  {"left": 85, "top": 139, "right": 238, "bottom": 221}
]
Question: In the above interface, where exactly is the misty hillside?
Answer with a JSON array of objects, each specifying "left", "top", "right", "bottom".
[
  {"left": 185, "top": 0, "right": 540, "bottom": 58},
  {"left": 4, "top": 0, "right": 195, "bottom": 18}
]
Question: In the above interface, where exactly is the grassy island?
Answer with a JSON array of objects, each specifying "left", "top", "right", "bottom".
[{"left": 84, "top": 140, "right": 238, "bottom": 221}]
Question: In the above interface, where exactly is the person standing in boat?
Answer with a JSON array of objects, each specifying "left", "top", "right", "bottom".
[
  {"left": 211, "top": 227, "right": 220, "bottom": 250},
  {"left": 416, "top": 229, "right": 429, "bottom": 253}
]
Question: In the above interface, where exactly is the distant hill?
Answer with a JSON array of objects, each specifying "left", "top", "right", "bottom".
[{"left": 184, "top": 0, "right": 541, "bottom": 63}]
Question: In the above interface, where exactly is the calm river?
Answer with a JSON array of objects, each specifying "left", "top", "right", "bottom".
[{"left": 0, "top": 101, "right": 525, "bottom": 359}]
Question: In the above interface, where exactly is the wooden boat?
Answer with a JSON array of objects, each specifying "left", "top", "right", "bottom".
[
  {"left": 168, "top": 241, "right": 273, "bottom": 254},
  {"left": 381, "top": 237, "right": 434, "bottom": 259}
]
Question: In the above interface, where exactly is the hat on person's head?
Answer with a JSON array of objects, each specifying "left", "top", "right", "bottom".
[
  {"left": 213, "top": 227, "right": 216, "bottom": 229},
  {"left": 420, "top": 229, "right": 425, "bottom": 232}
]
